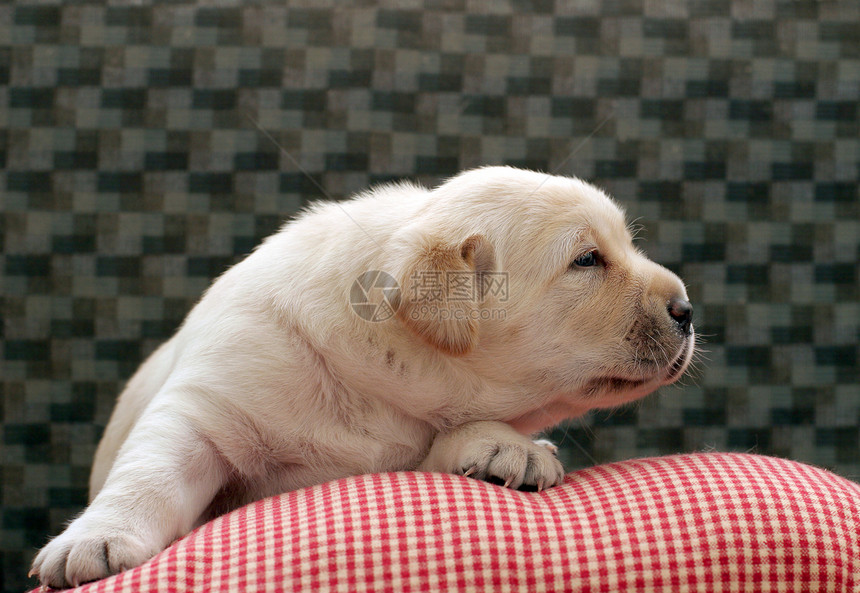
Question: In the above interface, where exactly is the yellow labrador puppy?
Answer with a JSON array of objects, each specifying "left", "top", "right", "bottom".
[{"left": 32, "top": 167, "right": 694, "bottom": 588}]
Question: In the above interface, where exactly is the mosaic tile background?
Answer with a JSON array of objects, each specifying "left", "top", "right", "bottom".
[{"left": 2, "top": 1, "right": 859, "bottom": 590}]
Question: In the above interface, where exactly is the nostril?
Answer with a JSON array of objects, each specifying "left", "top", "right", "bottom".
[{"left": 668, "top": 298, "right": 693, "bottom": 335}]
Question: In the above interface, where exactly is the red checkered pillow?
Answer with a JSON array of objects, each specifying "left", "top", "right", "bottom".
[{"left": 32, "top": 453, "right": 859, "bottom": 592}]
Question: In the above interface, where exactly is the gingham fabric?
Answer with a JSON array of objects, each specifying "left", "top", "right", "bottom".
[{"left": 30, "top": 453, "right": 859, "bottom": 593}]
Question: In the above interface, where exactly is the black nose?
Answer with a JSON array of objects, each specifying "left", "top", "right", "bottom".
[{"left": 668, "top": 298, "right": 693, "bottom": 335}]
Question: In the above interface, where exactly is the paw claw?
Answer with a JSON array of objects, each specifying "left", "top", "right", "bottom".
[
  {"left": 532, "top": 439, "right": 559, "bottom": 456},
  {"left": 32, "top": 518, "right": 157, "bottom": 589},
  {"left": 463, "top": 466, "right": 477, "bottom": 477}
]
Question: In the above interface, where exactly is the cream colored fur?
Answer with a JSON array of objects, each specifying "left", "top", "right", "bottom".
[{"left": 32, "top": 167, "right": 694, "bottom": 588}]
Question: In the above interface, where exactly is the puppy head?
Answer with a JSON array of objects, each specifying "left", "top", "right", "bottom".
[{"left": 404, "top": 167, "right": 696, "bottom": 427}]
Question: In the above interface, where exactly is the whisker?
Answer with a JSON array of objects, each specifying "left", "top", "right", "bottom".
[
  {"left": 565, "top": 432, "right": 599, "bottom": 467},
  {"left": 550, "top": 107, "right": 616, "bottom": 177},
  {"left": 626, "top": 217, "right": 647, "bottom": 243},
  {"left": 579, "top": 417, "right": 597, "bottom": 441},
  {"left": 536, "top": 411, "right": 600, "bottom": 468},
  {"left": 245, "top": 111, "right": 386, "bottom": 251},
  {"left": 525, "top": 107, "right": 616, "bottom": 198}
]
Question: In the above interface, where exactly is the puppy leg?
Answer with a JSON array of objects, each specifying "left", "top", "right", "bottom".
[
  {"left": 419, "top": 421, "right": 564, "bottom": 491},
  {"left": 31, "top": 400, "right": 225, "bottom": 589}
]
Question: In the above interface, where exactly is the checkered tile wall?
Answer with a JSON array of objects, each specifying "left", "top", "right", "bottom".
[{"left": 2, "top": 2, "right": 858, "bottom": 591}]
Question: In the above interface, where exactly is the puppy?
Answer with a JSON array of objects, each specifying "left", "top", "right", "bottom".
[{"left": 32, "top": 167, "right": 694, "bottom": 588}]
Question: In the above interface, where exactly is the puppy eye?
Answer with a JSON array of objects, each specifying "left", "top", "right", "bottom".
[{"left": 571, "top": 251, "right": 599, "bottom": 268}]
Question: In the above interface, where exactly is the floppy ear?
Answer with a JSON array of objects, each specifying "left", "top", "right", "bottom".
[{"left": 396, "top": 234, "right": 496, "bottom": 356}]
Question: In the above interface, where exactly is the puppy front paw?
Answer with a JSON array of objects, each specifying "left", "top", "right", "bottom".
[
  {"left": 31, "top": 517, "right": 157, "bottom": 589},
  {"left": 455, "top": 436, "right": 564, "bottom": 491}
]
